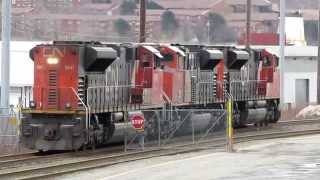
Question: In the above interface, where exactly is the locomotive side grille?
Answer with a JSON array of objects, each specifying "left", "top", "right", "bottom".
[
  {"left": 48, "top": 70, "right": 58, "bottom": 108},
  {"left": 191, "top": 71, "right": 197, "bottom": 103}
]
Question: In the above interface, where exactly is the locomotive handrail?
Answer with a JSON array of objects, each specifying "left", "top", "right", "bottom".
[
  {"left": 161, "top": 89, "right": 173, "bottom": 105},
  {"left": 229, "top": 80, "right": 267, "bottom": 100},
  {"left": 69, "top": 87, "right": 89, "bottom": 143},
  {"left": 87, "top": 84, "right": 136, "bottom": 88},
  {"left": 195, "top": 80, "right": 226, "bottom": 103},
  {"left": 230, "top": 79, "right": 267, "bottom": 83}
]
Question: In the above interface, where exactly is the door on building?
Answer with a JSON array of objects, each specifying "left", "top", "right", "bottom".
[{"left": 295, "top": 79, "right": 309, "bottom": 107}]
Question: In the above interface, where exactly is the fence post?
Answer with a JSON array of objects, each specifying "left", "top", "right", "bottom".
[
  {"left": 226, "top": 98, "right": 234, "bottom": 152},
  {"left": 158, "top": 111, "right": 161, "bottom": 147},
  {"left": 124, "top": 111, "right": 128, "bottom": 152},
  {"left": 17, "top": 105, "right": 21, "bottom": 152},
  {"left": 191, "top": 110, "right": 195, "bottom": 144}
]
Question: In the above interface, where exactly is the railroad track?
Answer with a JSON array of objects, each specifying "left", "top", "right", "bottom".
[
  {"left": 1, "top": 118, "right": 317, "bottom": 163},
  {"left": 1, "top": 126, "right": 320, "bottom": 180},
  {"left": 278, "top": 118, "right": 320, "bottom": 125},
  {"left": 0, "top": 145, "right": 126, "bottom": 172},
  {"left": 0, "top": 152, "right": 36, "bottom": 163}
]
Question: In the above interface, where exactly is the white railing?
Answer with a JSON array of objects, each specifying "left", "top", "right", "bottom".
[
  {"left": 230, "top": 80, "right": 267, "bottom": 100},
  {"left": 70, "top": 87, "right": 89, "bottom": 143}
]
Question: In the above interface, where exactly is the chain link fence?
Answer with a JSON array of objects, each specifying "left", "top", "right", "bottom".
[
  {"left": 0, "top": 107, "right": 23, "bottom": 155},
  {"left": 124, "top": 109, "right": 227, "bottom": 152}
]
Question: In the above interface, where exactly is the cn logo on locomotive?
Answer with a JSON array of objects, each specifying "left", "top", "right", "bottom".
[{"left": 43, "top": 47, "right": 66, "bottom": 58}]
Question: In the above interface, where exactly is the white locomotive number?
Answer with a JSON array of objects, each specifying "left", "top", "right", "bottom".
[{"left": 65, "top": 65, "right": 74, "bottom": 70}]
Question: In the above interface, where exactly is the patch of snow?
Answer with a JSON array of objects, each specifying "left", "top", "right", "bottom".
[{"left": 296, "top": 105, "right": 320, "bottom": 119}]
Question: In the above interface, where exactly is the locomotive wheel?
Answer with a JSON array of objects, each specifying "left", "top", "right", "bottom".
[
  {"left": 237, "top": 110, "right": 248, "bottom": 128},
  {"left": 269, "top": 103, "right": 281, "bottom": 123},
  {"left": 254, "top": 120, "right": 265, "bottom": 128},
  {"left": 273, "top": 109, "right": 281, "bottom": 123},
  {"left": 262, "top": 119, "right": 269, "bottom": 127},
  {"left": 260, "top": 121, "right": 264, "bottom": 127},
  {"left": 92, "top": 142, "right": 96, "bottom": 150},
  {"left": 82, "top": 145, "right": 87, "bottom": 151}
]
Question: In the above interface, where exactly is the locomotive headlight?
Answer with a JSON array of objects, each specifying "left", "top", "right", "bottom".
[
  {"left": 65, "top": 102, "right": 71, "bottom": 109},
  {"left": 29, "top": 101, "right": 36, "bottom": 108},
  {"left": 47, "top": 57, "right": 59, "bottom": 65}
]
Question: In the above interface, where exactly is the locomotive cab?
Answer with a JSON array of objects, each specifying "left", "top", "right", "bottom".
[{"left": 29, "top": 44, "right": 80, "bottom": 111}]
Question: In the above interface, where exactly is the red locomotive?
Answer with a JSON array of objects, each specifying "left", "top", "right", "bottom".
[{"left": 20, "top": 41, "right": 280, "bottom": 151}]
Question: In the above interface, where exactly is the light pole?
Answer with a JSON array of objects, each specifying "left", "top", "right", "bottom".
[
  {"left": 139, "top": 0, "right": 146, "bottom": 43},
  {"left": 1, "top": 0, "right": 12, "bottom": 109},
  {"left": 207, "top": 20, "right": 210, "bottom": 44},
  {"left": 317, "top": 0, "right": 320, "bottom": 104},
  {"left": 279, "top": 0, "right": 286, "bottom": 108},
  {"left": 246, "top": 0, "right": 251, "bottom": 49}
]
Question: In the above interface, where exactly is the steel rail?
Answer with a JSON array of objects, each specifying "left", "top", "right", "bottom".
[
  {"left": 278, "top": 118, "right": 320, "bottom": 125},
  {"left": 0, "top": 145, "right": 125, "bottom": 172},
  {"left": 0, "top": 152, "right": 36, "bottom": 163}
]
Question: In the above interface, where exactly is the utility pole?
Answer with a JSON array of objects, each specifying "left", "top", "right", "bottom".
[
  {"left": 246, "top": 0, "right": 251, "bottom": 49},
  {"left": 1, "top": 0, "right": 12, "bottom": 109},
  {"left": 207, "top": 20, "right": 210, "bottom": 44},
  {"left": 279, "top": 0, "right": 286, "bottom": 107},
  {"left": 317, "top": 1, "right": 320, "bottom": 104},
  {"left": 139, "top": 0, "right": 146, "bottom": 43}
]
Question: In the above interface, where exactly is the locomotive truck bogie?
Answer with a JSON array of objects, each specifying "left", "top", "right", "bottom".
[{"left": 21, "top": 114, "right": 86, "bottom": 151}]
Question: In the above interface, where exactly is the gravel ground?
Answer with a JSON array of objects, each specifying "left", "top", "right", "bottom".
[{"left": 57, "top": 134, "right": 320, "bottom": 180}]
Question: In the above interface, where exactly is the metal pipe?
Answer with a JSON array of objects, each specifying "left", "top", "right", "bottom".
[
  {"left": 1, "top": 0, "right": 12, "bottom": 109},
  {"left": 279, "top": 0, "right": 286, "bottom": 108},
  {"left": 317, "top": 2, "right": 320, "bottom": 104},
  {"left": 246, "top": 0, "right": 251, "bottom": 49},
  {"left": 139, "top": 0, "right": 146, "bottom": 43},
  {"left": 71, "top": 87, "right": 89, "bottom": 143}
]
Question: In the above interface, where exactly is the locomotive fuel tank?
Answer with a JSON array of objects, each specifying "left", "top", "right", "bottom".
[
  {"left": 242, "top": 108, "right": 268, "bottom": 124},
  {"left": 190, "top": 113, "right": 218, "bottom": 133},
  {"left": 240, "top": 100, "right": 269, "bottom": 124}
]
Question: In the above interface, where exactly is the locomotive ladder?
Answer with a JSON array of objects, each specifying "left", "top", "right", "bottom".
[{"left": 77, "top": 76, "right": 86, "bottom": 109}]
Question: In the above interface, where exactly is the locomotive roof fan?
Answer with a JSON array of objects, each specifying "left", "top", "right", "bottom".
[
  {"left": 85, "top": 46, "right": 118, "bottom": 71},
  {"left": 199, "top": 49, "right": 224, "bottom": 70},
  {"left": 227, "top": 49, "right": 249, "bottom": 70}
]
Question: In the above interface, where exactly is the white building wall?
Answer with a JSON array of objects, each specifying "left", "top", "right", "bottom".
[
  {"left": 283, "top": 72, "right": 317, "bottom": 105},
  {"left": 0, "top": 41, "right": 44, "bottom": 106}
]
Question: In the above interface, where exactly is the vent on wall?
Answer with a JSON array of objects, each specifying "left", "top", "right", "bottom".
[{"left": 48, "top": 70, "right": 58, "bottom": 109}]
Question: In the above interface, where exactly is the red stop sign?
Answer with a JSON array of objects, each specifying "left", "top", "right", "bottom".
[{"left": 130, "top": 115, "right": 145, "bottom": 131}]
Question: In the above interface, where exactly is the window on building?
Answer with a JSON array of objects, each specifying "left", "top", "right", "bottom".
[
  {"left": 257, "top": 5, "right": 272, "bottom": 13},
  {"left": 92, "top": 0, "right": 111, "bottom": 3},
  {"left": 232, "top": 5, "right": 246, "bottom": 13}
]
